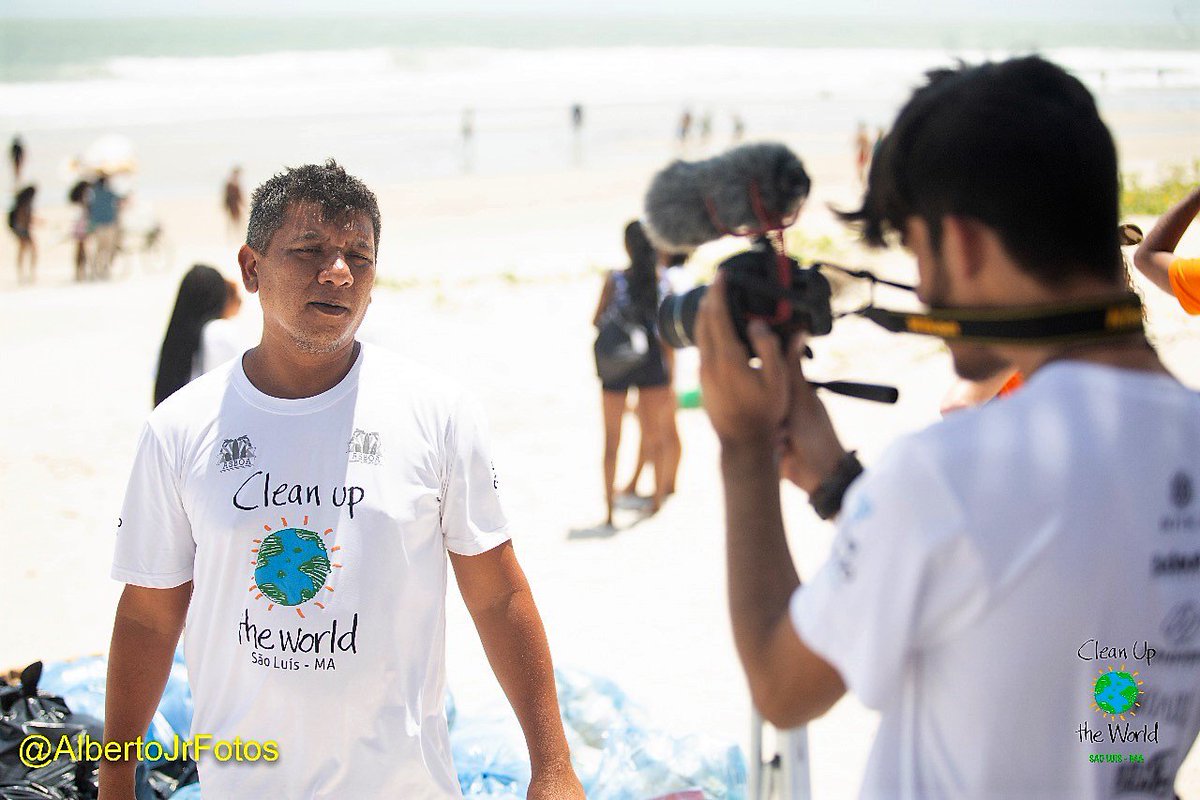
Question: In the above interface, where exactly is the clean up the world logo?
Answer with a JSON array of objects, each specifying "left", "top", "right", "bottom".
[{"left": 1092, "top": 665, "right": 1144, "bottom": 721}]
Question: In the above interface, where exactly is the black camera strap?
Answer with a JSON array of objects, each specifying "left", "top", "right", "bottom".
[{"left": 857, "top": 294, "right": 1144, "bottom": 345}]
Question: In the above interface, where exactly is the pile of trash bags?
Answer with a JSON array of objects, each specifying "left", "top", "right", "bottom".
[
  {"left": 13, "top": 655, "right": 745, "bottom": 799},
  {"left": 453, "top": 668, "right": 745, "bottom": 799}
]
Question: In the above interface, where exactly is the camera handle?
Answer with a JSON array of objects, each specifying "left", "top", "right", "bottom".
[{"left": 809, "top": 380, "right": 899, "bottom": 404}]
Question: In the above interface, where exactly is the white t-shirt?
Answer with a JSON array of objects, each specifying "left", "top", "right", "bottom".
[
  {"left": 791, "top": 362, "right": 1200, "bottom": 800},
  {"left": 191, "top": 317, "right": 245, "bottom": 380},
  {"left": 113, "top": 343, "right": 509, "bottom": 799}
]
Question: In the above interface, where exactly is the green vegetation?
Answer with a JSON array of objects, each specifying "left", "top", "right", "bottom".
[{"left": 1121, "top": 161, "right": 1200, "bottom": 216}]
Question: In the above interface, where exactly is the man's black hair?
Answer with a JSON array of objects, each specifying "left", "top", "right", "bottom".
[
  {"left": 246, "top": 159, "right": 381, "bottom": 253},
  {"left": 841, "top": 56, "right": 1122, "bottom": 286}
]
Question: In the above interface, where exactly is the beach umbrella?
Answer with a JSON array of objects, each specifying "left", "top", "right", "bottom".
[{"left": 80, "top": 134, "right": 137, "bottom": 176}]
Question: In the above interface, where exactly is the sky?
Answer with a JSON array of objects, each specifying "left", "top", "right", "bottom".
[{"left": 0, "top": 0, "right": 1192, "bottom": 24}]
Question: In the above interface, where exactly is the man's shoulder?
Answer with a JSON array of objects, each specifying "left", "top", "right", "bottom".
[
  {"left": 148, "top": 360, "right": 239, "bottom": 435},
  {"left": 890, "top": 362, "right": 1199, "bottom": 476}
]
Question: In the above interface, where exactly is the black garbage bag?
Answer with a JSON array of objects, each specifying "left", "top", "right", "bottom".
[{"left": 0, "top": 662, "right": 103, "bottom": 799}]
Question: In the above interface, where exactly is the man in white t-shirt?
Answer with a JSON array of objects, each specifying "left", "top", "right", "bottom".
[
  {"left": 694, "top": 57, "right": 1200, "bottom": 799},
  {"left": 100, "top": 160, "right": 584, "bottom": 799}
]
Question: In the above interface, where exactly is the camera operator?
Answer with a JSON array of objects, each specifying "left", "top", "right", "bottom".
[{"left": 695, "top": 57, "right": 1200, "bottom": 798}]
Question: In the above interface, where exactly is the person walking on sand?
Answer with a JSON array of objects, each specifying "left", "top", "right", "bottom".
[
  {"left": 10, "top": 135, "right": 24, "bottom": 184},
  {"left": 593, "top": 220, "right": 675, "bottom": 527},
  {"left": 88, "top": 175, "right": 122, "bottom": 280},
  {"left": 68, "top": 179, "right": 91, "bottom": 281},
  {"left": 101, "top": 160, "right": 583, "bottom": 800},
  {"left": 8, "top": 185, "right": 36, "bottom": 284},
  {"left": 224, "top": 166, "right": 244, "bottom": 237},
  {"left": 678, "top": 108, "right": 693, "bottom": 148}
]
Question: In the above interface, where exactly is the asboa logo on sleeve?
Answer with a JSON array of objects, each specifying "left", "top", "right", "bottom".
[{"left": 218, "top": 435, "right": 257, "bottom": 472}]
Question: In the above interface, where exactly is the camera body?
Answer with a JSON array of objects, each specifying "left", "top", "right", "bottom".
[{"left": 658, "top": 236, "right": 833, "bottom": 350}]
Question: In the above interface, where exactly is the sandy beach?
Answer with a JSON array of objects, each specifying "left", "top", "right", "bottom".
[{"left": 3, "top": 93, "right": 1200, "bottom": 797}]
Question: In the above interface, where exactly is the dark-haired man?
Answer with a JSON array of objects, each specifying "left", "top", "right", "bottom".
[
  {"left": 101, "top": 161, "right": 583, "bottom": 798},
  {"left": 696, "top": 58, "right": 1200, "bottom": 798}
]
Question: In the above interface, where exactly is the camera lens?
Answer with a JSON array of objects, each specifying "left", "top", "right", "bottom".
[{"left": 657, "top": 286, "right": 708, "bottom": 349}]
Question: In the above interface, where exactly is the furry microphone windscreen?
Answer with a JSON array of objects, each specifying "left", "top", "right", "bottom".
[{"left": 643, "top": 142, "right": 811, "bottom": 253}]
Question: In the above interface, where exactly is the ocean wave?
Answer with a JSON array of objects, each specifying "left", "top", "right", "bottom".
[
  {"left": 103, "top": 48, "right": 400, "bottom": 82},
  {"left": 2, "top": 45, "right": 1196, "bottom": 131}
]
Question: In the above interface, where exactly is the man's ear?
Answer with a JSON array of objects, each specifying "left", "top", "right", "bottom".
[
  {"left": 939, "top": 215, "right": 989, "bottom": 284},
  {"left": 238, "top": 244, "right": 260, "bottom": 294}
]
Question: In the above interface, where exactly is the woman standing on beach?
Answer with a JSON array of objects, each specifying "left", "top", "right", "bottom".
[
  {"left": 153, "top": 264, "right": 244, "bottom": 406},
  {"left": 68, "top": 179, "right": 91, "bottom": 281},
  {"left": 8, "top": 186, "right": 37, "bottom": 284},
  {"left": 593, "top": 220, "right": 674, "bottom": 528}
]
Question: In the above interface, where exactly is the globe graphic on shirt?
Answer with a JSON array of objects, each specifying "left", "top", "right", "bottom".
[
  {"left": 1093, "top": 671, "right": 1140, "bottom": 715},
  {"left": 253, "top": 528, "right": 331, "bottom": 606}
]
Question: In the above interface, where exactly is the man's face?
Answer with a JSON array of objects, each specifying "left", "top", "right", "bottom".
[
  {"left": 904, "top": 216, "right": 1010, "bottom": 382},
  {"left": 240, "top": 201, "right": 376, "bottom": 356}
]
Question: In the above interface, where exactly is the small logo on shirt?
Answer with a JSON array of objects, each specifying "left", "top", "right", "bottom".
[
  {"left": 1161, "top": 601, "right": 1200, "bottom": 646},
  {"left": 347, "top": 429, "right": 382, "bottom": 465},
  {"left": 1160, "top": 471, "right": 1198, "bottom": 533},
  {"left": 1170, "top": 472, "right": 1193, "bottom": 509},
  {"left": 1150, "top": 550, "right": 1200, "bottom": 577},
  {"left": 1075, "top": 643, "right": 1161, "bottom": 755},
  {"left": 219, "top": 435, "right": 257, "bottom": 472}
]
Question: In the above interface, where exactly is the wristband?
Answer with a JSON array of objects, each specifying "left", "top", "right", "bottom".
[{"left": 809, "top": 451, "right": 864, "bottom": 520}]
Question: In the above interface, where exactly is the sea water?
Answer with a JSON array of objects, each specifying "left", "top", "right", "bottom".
[{"left": 0, "top": 15, "right": 1196, "bottom": 212}]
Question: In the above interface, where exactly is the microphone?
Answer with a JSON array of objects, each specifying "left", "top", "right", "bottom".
[{"left": 643, "top": 143, "right": 811, "bottom": 253}]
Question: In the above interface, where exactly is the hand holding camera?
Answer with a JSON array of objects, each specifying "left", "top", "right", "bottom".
[{"left": 694, "top": 275, "right": 847, "bottom": 497}]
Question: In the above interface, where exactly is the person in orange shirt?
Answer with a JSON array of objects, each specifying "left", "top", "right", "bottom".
[{"left": 1133, "top": 185, "right": 1200, "bottom": 313}]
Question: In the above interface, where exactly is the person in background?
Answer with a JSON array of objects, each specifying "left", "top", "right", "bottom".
[
  {"left": 621, "top": 250, "right": 689, "bottom": 504},
  {"left": 1133, "top": 185, "right": 1200, "bottom": 313},
  {"left": 153, "top": 264, "right": 243, "bottom": 407},
  {"left": 8, "top": 185, "right": 37, "bottom": 284},
  {"left": 68, "top": 179, "right": 91, "bottom": 281},
  {"left": 88, "top": 175, "right": 122, "bottom": 280},
  {"left": 10, "top": 135, "right": 24, "bottom": 183},
  {"left": 224, "top": 166, "right": 244, "bottom": 238},
  {"left": 677, "top": 109, "right": 693, "bottom": 148},
  {"left": 593, "top": 220, "right": 675, "bottom": 527}
]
